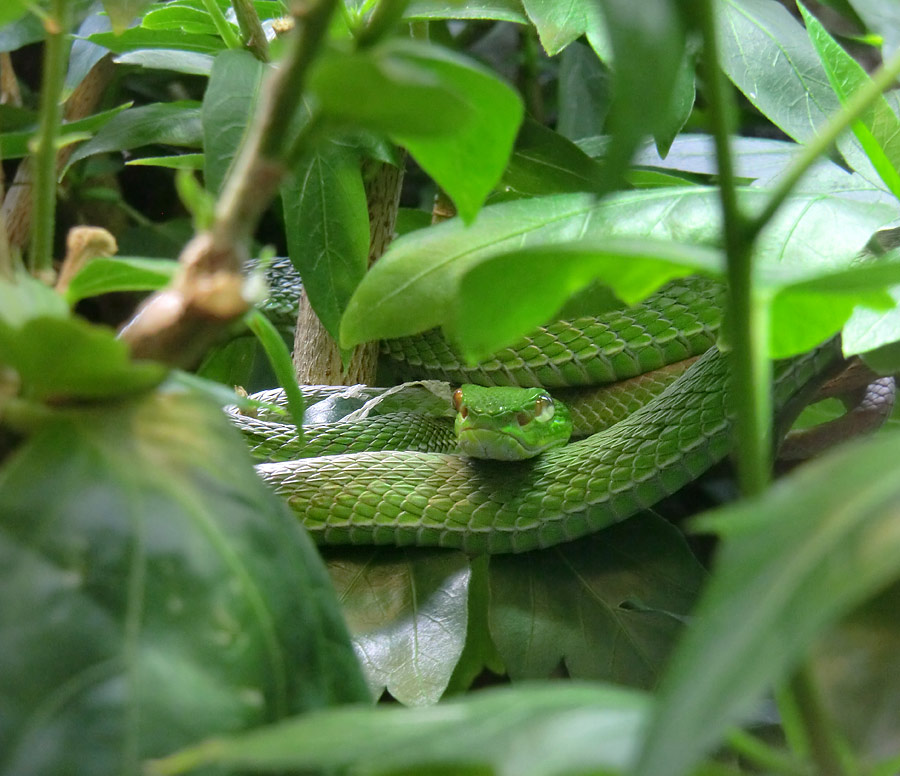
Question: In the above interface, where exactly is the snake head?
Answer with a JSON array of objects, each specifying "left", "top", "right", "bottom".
[{"left": 452, "top": 384, "right": 573, "bottom": 460}]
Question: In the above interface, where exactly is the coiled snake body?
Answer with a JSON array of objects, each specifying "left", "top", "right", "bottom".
[{"left": 244, "top": 269, "right": 839, "bottom": 553}]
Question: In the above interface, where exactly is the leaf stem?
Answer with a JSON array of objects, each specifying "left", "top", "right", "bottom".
[
  {"left": 725, "top": 729, "right": 808, "bottom": 776},
  {"left": 696, "top": 0, "right": 771, "bottom": 496},
  {"left": 747, "top": 43, "right": 900, "bottom": 239},
  {"left": 29, "top": 0, "right": 73, "bottom": 278},
  {"left": 782, "top": 667, "right": 853, "bottom": 776},
  {"left": 200, "top": 0, "right": 243, "bottom": 49},
  {"left": 231, "top": 0, "right": 269, "bottom": 61}
]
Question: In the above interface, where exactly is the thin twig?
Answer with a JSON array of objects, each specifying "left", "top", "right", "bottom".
[{"left": 29, "top": 0, "right": 73, "bottom": 278}]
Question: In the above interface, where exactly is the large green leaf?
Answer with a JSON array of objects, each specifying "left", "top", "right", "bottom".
[
  {"left": 636, "top": 430, "right": 900, "bottom": 776},
  {"left": 151, "top": 682, "right": 650, "bottom": 775},
  {"left": 0, "top": 0, "right": 28, "bottom": 28},
  {"left": 0, "top": 392, "right": 369, "bottom": 776},
  {"left": 489, "top": 514, "right": 705, "bottom": 687},
  {"left": 717, "top": 0, "right": 877, "bottom": 185},
  {"left": 1, "top": 104, "right": 130, "bottom": 161},
  {"left": 202, "top": 49, "right": 265, "bottom": 195},
  {"left": 800, "top": 2, "right": 900, "bottom": 199},
  {"left": 114, "top": 50, "right": 215, "bottom": 76},
  {"left": 846, "top": 0, "right": 900, "bottom": 56},
  {"left": 66, "top": 102, "right": 203, "bottom": 171},
  {"left": 340, "top": 188, "right": 898, "bottom": 358},
  {"left": 325, "top": 548, "right": 471, "bottom": 706},
  {"left": 281, "top": 143, "right": 370, "bottom": 342},
  {"left": 87, "top": 28, "right": 225, "bottom": 55}
]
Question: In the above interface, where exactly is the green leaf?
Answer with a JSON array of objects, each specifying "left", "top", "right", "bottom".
[
  {"left": 281, "top": 144, "right": 370, "bottom": 342},
  {"left": 0, "top": 13, "right": 44, "bottom": 53},
  {"left": 0, "top": 392, "right": 369, "bottom": 774},
  {"left": 202, "top": 50, "right": 265, "bottom": 194},
  {"left": 0, "top": 104, "right": 130, "bottom": 161},
  {"left": 308, "top": 44, "right": 472, "bottom": 138},
  {"left": 141, "top": 4, "right": 219, "bottom": 35},
  {"left": 324, "top": 548, "right": 471, "bottom": 706},
  {"left": 63, "top": 257, "right": 179, "bottom": 304},
  {"left": 0, "top": 317, "right": 167, "bottom": 401},
  {"left": 598, "top": 0, "right": 687, "bottom": 188},
  {"left": 717, "top": 0, "right": 876, "bottom": 185},
  {"left": 390, "top": 42, "right": 523, "bottom": 222},
  {"left": 126, "top": 153, "right": 205, "bottom": 169},
  {"left": 102, "top": 0, "right": 157, "bottom": 34},
  {"left": 66, "top": 102, "right": 203, "bottom": 172},
  {"left": 310, "top": 41, "right": 522, "bottom": 222},
  {"left": 521, "top": 0, "right": 603, "bottom": 55},
  {"left": 452, "top": 239, "right": 722, "bottom": 362},
  {"left": 503, "top": 117, "right": 608, "bottom": 196},
  {"left": 0, "top": 272, "right": 69, "bottom": 328},
  {"left": 490, "top": 515, "right": 705, "bottom": 686},
  {"left": 654, "top": 50, "right": 695, "bottom": 157},
  {"left": 0, "top": 0, "right": 28, "bottom": 28},
  {"left": 843, "top": 286, "right": 900, "bottom": 358},
  {"left": 800, "top": 2, "right": 900, "bottom": 199},
  {"left": 404, "top": 0, "right": 528, "bottom": 22},
  {"left": 636, "top": 430, "right": 900, "bottom": 776},
  {"left": 557, "top": 40, "right": 610, "bottom": 142},
  {"left": 115, "top": 49, "right": 215, "bottom": 76},
  {"left": 151, "top": 682, "right": 649, "bottom": 775},
  {"left": 87, "top": 27, "right": 225, "bottom": 54},
  {"left": 340, "top": 188, "right": 898, "bottom": 352}
]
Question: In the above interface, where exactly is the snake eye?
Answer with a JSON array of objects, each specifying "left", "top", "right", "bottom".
[
  {"left": 534, "top": 394, "right": 555, "bottom": 422},
  {"left": 516, "top": 411, "right": 531, "bottom": 426}
]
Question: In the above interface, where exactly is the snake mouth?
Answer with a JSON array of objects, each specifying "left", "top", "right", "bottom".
[{"left": 456, "top": 427, "right": 544, "bottom": 461}]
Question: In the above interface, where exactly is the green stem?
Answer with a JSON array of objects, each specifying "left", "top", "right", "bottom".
[
  {"left": 200, "top": 0, "right": 242, "bottom": 49},
  {"left": 29, "top": 0, "right": 73, "bottom": 278},
  {"left": 783, "top": 667, "right": 853, "bottom": 776},
  {"left": 747, "top": 43, "right": 900, "bottom": 239},
  {"left": 231, "top": 0, "right": 269, "bottom": 61},
  {"left": 725, "top": 729, "right": 808, "bottom": 776},
  {"left": 356, "top": 0, "right": 411, "bottom": 47},
  {"left": 696, "top": 0, "right": 771, "bottom": 496}
]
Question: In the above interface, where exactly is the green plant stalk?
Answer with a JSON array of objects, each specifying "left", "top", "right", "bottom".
[
  {"left": 725, "top": 729, "right": 808, "bottom": 776},
  {"left": 784, "top": 667, "right": 854, "bottom": 776},
  {"left": 231, "top": 0, "right": 269, "bottom": 61},
  {"left": 200, "top": 0, "right": 242, "bottom": 49},
  {"left": 748, "top": 43, "right": 900, "bottom": 238},
  {"left": 355, "top": 0, "right": 411, "bottom": 47},
  {"left": 695, "top": 0, "right": 771, "bottom": 496},
  {"left": 214, "top": 0, "right": 337, "bottom": 245},
  {"left": 29, "top": 0, "right": 73, "bottom": 277}
]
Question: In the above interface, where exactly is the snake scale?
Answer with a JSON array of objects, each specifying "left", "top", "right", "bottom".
[{"left": 241, "top": 262, "right": 842, "bottom": 553}]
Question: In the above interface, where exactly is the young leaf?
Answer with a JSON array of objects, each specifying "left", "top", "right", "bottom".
[
  {"left": 521, "top": 0, "right": 603, "bottom": 55},
  {"left": 63, "top": 256, "right": 179, "bottom": 304},
  {"left": 281, "top": 143, "right": 370, "bottom": 342},
  {"left": 557, "top": 40, "right": 610, "bottom": 142},
  {"left": 0, "top": 392, "right": 369, "bottom": 775},
  {"left": 324, "top": 547, "right": 471, "bottom": 706},
  {"left": 799, "top": 2, "right": 900, "bottom": 199},
  {"left": 150, "top": 682, "right": 650, "bottom": 776},
  {"left": 87, "top": 27, "right": 225, "bottom": 54},
  {"left": 636, "top": 430, "right": 900, "bottom": 776},
  {"left": 489, "top": 514, "right": 705, "bottom": 687},
  {"left": 202, "top": 49, "right": 265, "bottom": 194}
]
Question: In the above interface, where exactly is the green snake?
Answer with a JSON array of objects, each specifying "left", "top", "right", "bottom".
[{"left": 239, "top": 265, "right": 841, "bottom": 554}]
